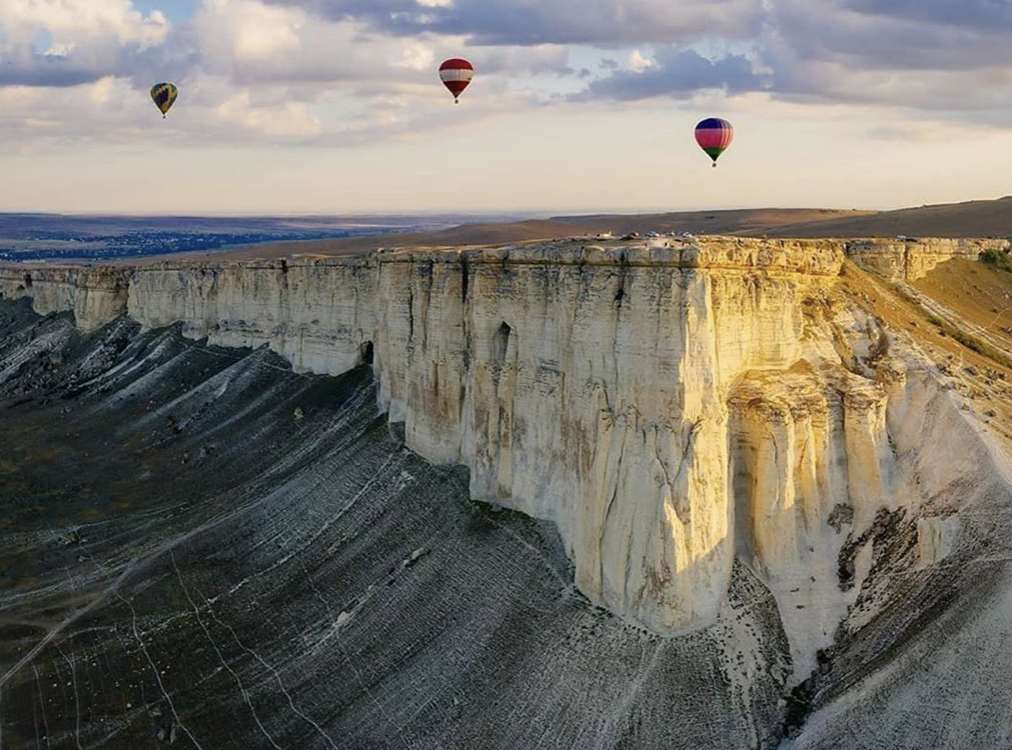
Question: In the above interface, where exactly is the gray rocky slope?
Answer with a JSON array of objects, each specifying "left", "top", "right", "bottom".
[
  {"left": 0, "top": 300, "right": 789, "bottom": 749},
  {"left": 3, "top": 298, "right": 1012, "bottom": 749}
]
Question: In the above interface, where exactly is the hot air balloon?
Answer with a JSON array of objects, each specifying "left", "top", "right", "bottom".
[
  {"left": 695, "top": 118, "right": 733, "bottom": 167},
  {"left": 439, "top": 59, "right": 474, "bottom": 104},
  {"left": 150, "top": 83, "right": 178, "bottom": 118}
]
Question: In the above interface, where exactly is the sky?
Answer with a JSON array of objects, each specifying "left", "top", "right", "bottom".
[{"left": 2, "top": 0, "right": 1012, "bottom": 215}]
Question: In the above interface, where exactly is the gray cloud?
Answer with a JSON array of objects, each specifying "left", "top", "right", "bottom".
[
  {"left": 753, "top": 0, "right": 1012, "bottom": 115},
  {"left": 262, "top": 0, "right": 764, "bottom": 46},
  {"left": 7, "top": 0, "right": 1012, "bottom": 147},
  {"left": 265, "top": 0, "right": 1012, "bottom": 115},
  {"left": 844, "top": 0, "right": 1012, "bottom": 34},
  {"left": 769, "top": 0, "right": 1012, "bottom": 72},
  {"left": 0, "top": 44, "right": 195, "bottom": 89},
  {"left": 572, "top": 50, "right": 762, "bottom": 102},
  {"left": 0, "top": 59, "right": 102, "bottom": 88}
]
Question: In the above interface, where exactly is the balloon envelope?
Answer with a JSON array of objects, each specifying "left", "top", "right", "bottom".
[
  {"left": 150, "top": 83, "right": 178, "bottom": 118},
  {"left": 695, "top": 118, "right": 733, "bottom": 166},
  {"left": 439, "top": 59, "right": 474, "bottom": 103}
]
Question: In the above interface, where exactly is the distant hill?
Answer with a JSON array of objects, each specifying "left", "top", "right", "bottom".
[
  {"left": 216, "top": 208, "right": 871, "bottom": 260},
  {"left": 18, "top": 197, "right": 1012, "bottom": 264},
  {"left": 755, "top": 197, "right": 1012, "bottom": 239},
  {"left": 0, "top": 212, "right": 452, "bottom": 237}
]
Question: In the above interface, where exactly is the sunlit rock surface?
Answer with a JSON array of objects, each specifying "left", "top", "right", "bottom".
[{"left": 844, "top": 238, "right": 1009, "bottom": 281}]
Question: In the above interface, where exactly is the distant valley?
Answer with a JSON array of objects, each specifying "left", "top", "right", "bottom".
[{"left": 0, "top": 213, "right": 471, "bottom": 262}]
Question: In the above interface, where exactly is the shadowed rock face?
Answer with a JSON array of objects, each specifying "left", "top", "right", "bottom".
[{"left": 0, "top": 300, "right": 792, "bottom": 750}]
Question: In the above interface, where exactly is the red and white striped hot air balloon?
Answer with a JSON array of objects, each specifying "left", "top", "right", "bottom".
[{"left": 439, "top": 58, "right": 474, "bottom": 104}]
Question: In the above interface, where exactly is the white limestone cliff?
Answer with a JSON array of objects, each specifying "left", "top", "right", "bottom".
[
  {"left": 846, "top": 238, "right": 1010, "bottom": 281},
  {"left": 1, "top": 236, "right": 1001, "bottom": 679},
  {"left": 0, "top": 266, "right": 129, "bottom": 333}
]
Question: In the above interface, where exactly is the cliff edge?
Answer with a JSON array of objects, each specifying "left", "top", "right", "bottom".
[{"left": 3, "top": 236, "right": 1010, "bottom": 685}]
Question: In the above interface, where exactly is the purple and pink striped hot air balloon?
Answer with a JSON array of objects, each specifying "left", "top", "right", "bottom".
[
  {"left": 439, "top": 59, "right": 474, "bottom": 104},
  {"left": 694, "top": 118, "right": 734, "bottom": 167}
]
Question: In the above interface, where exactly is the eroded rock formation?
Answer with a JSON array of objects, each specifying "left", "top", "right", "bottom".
[
  {"left": 1, "top": 237, "right": 1004, "bottom": 677},
  {"left": 0, "top": 265, "right": 129, "bottom": 332},
  {"left": 845, "top": 238, "right": 1009, "bottom": 281}
]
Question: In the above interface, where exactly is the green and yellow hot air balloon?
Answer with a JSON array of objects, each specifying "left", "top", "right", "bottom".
[{"left": 150, "top": 83, "right": 178, "bottom": 118}]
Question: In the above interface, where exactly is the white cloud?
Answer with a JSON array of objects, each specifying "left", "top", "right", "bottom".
[
  {"left": 194, "top": 1, "right": 435, "bottom": 84},
  {"left": 395, "top": 42, "right": 436, "bottom": 71},
  {"left": 212, "top": 90, "right": 323, "bottom": 136},
  {"left": 0, "top": 0, "right": 169, "bottom": 53},
  {"left": 192, "top": 0, "right": 570, "bottom": 85},
  {"left": 626, "top": 50, "right": 655, "bottom": 72},
  {"left": 5, "top": 0, "right": 1012, "bottom": 157},
  {"left": 199, "top": 0, "right": 304, "bottom": 63},
  {"left": 0, "top": 0, "right": 170, "bottom": 86}
]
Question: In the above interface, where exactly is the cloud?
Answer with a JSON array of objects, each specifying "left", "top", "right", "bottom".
[
  {"left": 0, "top": 0, "right": 582, "bottom": 153},
  {"left": 759, "top": 0, "right": 1012, "bottom": 114},
  {"left": 261, "top": 0, "right": 765, "bottom": 46},
  {"left": 572, "top": 49, "right": 762, "bottom": 101},
  {"left": 260, "top": 0, "right": 1012, "bottom": 116},
  {"left": 6, "top": 0, "right": 1012, "bottom": 153},
  {"left": 211, "top": 90, "right": 324, "bottom": 136},
  {"left": 193, "top": 0, "right": 571, "bottom": 86},
  {"left": 0, "top": 0, "right": 170, "bottom": 86},
  {"left": 843, "top": 0, "right": 1012, "bottom": 35},
  {"left": 768, "top": 0, "right": 1012, "bottom": 73},
  {"left": 204, "top": 0, "right": 303, "bottom": 62}
]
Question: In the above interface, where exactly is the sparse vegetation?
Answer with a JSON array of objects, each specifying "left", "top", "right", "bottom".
[
  {"left": 932, "top": 317, "right": 1012, "bottom": 369},
  {"left": 980, "top": 248, "right": 1012, "bottom": 272},
  {"left": 919, "top": 308, "right": 1012, "bottom": 365},
  {"left": 851, "top": 261, "right": 1012, "bottom": 370}
]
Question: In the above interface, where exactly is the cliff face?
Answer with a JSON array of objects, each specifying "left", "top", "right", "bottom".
[
  {"left": 116, "top": 239, "right": 849, "bottom": 637},
  {"left": 0, "top": 302, "right": 798, "bottom": 750},
  {"left": 1, "top": 237, "right": 1001, "bottom": 667},
  {"left": 0, "top": 265, "right": 129, "bottom": 332},
  {"left": 845, "top": 238, "right": 1010, "bottom": 281}
]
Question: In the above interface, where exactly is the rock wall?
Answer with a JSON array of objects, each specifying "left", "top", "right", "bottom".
[
  {"left": 0, "top": 236, "right": 996, "bottom": 658},
  {"left": 117, "top": 238, "right": 846, "bottom": 633},
  {"left": 127, "top": 258, "right": 377, "bottom": 376},
  {"left": 845, "top": 238, "right": 1010, "bottom": 281},
  {"left": 0, "top": 265, "right": 129, "bottom": 332}
]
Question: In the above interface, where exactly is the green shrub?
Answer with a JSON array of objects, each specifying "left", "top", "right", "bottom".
[{"left": 980, "top": 249, "right": 1012, "bottom": 271}]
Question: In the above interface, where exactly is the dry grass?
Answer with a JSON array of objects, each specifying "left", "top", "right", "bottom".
[
  {"left": 761, "top": 195, "right": 1012, "bottom": 238},
  {"left": 170, "top": 208, "right": 871, "bottom": 262},
  {"left": 840, "top": 258, "right": 1012, "bottom": 453}
]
